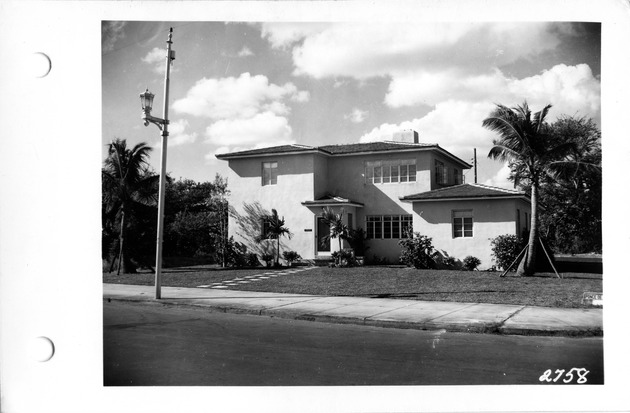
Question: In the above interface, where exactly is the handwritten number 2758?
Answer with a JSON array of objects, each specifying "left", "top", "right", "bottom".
[{"left": 539, "top": 368, "right": 589, "bottom": 384}]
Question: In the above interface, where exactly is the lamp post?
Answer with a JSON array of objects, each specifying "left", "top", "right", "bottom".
[{"left": 140, "top": 28, "right": 175, "bottom": 299}]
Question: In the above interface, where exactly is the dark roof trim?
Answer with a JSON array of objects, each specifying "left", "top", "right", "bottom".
[{"left": 400, "top": 195, "right": 531, "bottom": 203}]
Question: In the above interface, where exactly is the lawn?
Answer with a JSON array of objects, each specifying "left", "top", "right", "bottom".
[{"left": 103, "top": 265, "right": 602, "bottom": 308}]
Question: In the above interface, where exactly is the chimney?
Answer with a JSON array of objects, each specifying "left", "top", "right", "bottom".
[{"left": 393, "top": 129, "right": 419, "bottom": 144}]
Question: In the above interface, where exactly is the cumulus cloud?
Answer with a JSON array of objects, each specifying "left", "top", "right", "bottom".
[
  {"left": 345, "top": 108, "right": 368, "bottom": 124},
  {"left": 264, "top": 22, "right": 562, "bottom": 80},
  {"left": 362, "top": 63, "right": 600, "bottom": 148},
  {"left": 237, "top": 46, "right": 254, "bottom": 57},
  {"left": 167, "top": 119, "right": 198, "bottom": 147},
  {"left": 172, "top": 72, "right": 309, "bottom": 156},
  {"left": 102, "top": 21, "right": 126, "bottom": 53},
  {"left": 142, "top": 47, "right": 167, "bottom": 74},
  {"left": 483, "top": 163, "right": 514, "bottom": 190},
  {"left": 173, "top": 73, "right": 308, "bottom": 119},
  {"left": 205, "top": 112, "right": 293, "bottom": 147}
]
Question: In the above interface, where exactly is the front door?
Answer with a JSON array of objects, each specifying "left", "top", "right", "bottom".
[{"left": 317, "top": 217, "right": 330, "bottom": 253}]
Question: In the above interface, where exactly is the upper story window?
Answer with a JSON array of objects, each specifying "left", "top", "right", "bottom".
[
  {"left": 366, "top": 160, "right": 416, "bottom": 184},
  {"left": 262, "top": 161, "right": 278, "bottom": 186},
  {"left": 453, "top": 210, "right": 473, "bottom": 238},
  {"left": 436, "top": 160, "right": 462, "bottom": 185},
  {"left": 435, "top": 160, "right": 448, "bottom": 185}
]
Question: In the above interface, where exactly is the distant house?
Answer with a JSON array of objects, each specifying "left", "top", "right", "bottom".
[{"left": 216, "top": 130, "right": 530, "bottom": 268}]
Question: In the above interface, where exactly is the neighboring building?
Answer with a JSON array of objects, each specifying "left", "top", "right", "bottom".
[{"left": 216, "top": 130, "right": 530, "bottom": 268}]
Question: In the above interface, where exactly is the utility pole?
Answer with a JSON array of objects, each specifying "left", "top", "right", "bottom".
[
  {"left": 139, "top": 28, "right": 175, "bottom": 299},
  {"left": 473, "top": 148, "right": 478, "bottom": 184}
]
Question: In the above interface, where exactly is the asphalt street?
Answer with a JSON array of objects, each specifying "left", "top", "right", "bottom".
[{"left": 103, "top": 300, "right": 604, "bottom": 386}]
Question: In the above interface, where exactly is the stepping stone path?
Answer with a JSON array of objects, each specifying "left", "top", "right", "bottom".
[{"left": 197, "top": 266, "right": 315, "bottom": 289}]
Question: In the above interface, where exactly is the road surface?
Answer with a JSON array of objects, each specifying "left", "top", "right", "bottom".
[{"left": 103, "top": 300, "right": 603, "bottom": 386}]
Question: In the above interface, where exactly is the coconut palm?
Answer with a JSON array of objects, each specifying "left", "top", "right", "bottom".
[
  {"left": 319, "top": 207, "right": 350, "bottom": 258},
  {"left": 483, "top": 102, "right": 575, "bottom": 276},
  {"left": 102, "top": 139, "right": 159, "bottom": 274},
  {"left": 261, "top": 209, "right": 292, "bottom": 266}
]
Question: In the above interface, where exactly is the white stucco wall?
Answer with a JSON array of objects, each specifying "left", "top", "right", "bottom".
[
  {"left": 411, "top": 198, "right": 531, "bottom": 269},
  {"left": 325, "top": 152, "right": 435, "bottom": 262},
  {"left": 226, "top": 153, "right": 319, "bottom": 261}
]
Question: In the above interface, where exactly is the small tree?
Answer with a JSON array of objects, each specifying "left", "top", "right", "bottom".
[
  {"left": 319, "top": 207, "right": 350, "bottom": 265},
  {"left": 259, "top": 209, "right": 292, "bottom": 266},
  {"left": 399, "top": 230, "right": 436, "bottom": 269},
  {"left": 282, "top": 251, "right": 301, "bottom": 266}
]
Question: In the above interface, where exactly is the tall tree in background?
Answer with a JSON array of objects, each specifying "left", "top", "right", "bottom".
[
  {"left": 530, "top": 116, "right": 602, "bottom": 253},
  {"left": 483, "top": 102, "right": 575, "bottom": 276},
  {"left": 102, "top": 139, "right": 158, "bottom": 274}
]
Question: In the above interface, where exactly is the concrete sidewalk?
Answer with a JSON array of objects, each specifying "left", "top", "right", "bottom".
[{"left": 103, "top": 283, "right": 603, "bottom": 337}]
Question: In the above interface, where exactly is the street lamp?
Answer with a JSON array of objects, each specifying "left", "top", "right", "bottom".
[{"left": 140, "top": 27, "right": 175, "bottom": 299}]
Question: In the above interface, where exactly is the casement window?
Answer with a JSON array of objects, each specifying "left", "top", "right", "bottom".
[
  {"left": 365, "top": 160, "right": 416, "bottom": 184},
  {"left": 366, "top": 214, "right": 412, "bottom": 239},
  {"left": 262, "top": 161, "right": 278, "bottom": 186},
  {"left": 435, "top": 160, "right": 448, "bottom": 185},
  {"left": 453, "top": 210, "right": 473, "bottom": 238}
]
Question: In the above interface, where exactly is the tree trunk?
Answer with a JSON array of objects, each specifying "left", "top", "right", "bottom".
[
  {"left": 516, "top": 182, "right": 538, "bottom": 276},
  {"left": 276, "top": 237, "right": 280, "bottom": 266},
  {"left": 117, "top": 211, "right": 125, "bottom": 275}
]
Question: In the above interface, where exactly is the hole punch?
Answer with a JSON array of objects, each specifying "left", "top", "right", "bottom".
[
  {"left": 29, "top": 52, "right": 51, "bottom": 78},
  {"left": 30, "top": 336, "right": 55, "bottom": 362}
]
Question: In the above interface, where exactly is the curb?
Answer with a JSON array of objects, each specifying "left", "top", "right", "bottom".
[{"left": 104, "top": 295, "right": 602, "bottom": 338}]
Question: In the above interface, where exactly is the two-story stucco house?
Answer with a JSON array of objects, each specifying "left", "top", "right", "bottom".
[{"left": 216, "top": 130, "right": 531, "bottom": 268}]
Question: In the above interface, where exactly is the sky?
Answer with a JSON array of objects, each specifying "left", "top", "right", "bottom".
[{"left": 102, "top": 21, "right": 600, "bottom": 188}]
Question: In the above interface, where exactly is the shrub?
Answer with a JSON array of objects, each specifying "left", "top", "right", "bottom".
[
  {"left": 331, "top": 249, "right": 357, "bottom": 267},
  {"left": 224, "top": 237, "right": 249, "bottom": 268},
  {"left": 282, "top": 250, "right": 302, "bottom": 266},
  {"left": 463, "top": 255, "right": 481, "bottom": 271},
  {"left": 366, "top": 254, "right": 389, "bottom": 265},
  {"left": 490, "top": 234, "right": 525, "bottom": 271},
  {"left": 261, "top": 253, "right": 274, "bottom": 267},
  {"left": 348, "top": 227, "right": 369, "bottom": 256},
  {"left": 246, "top": 253, "right": 260, "bottom": 267},
  {"left": 398, "top": 232, "right": 436, "bottom": 269}
]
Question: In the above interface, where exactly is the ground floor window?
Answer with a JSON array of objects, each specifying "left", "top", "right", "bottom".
[
  {"left": 366, "top": 215, "right": 412, "bottom": 239},
  {"left": 452, "top": 210, "right": 473, "bottom": 238}
]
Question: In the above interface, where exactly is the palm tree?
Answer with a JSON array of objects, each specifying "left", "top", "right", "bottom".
[
  {"left": 483, "top": 102, "right": 575, "bottom": 276},
  {"left": 261, "top": 209, "right": 292, "bottom": 266},
  {"left": 102, "top": 139, "right": 159, "bottom": 274},
  {"left": 319, "top": 207, "right": 350, "bottom": 261}
]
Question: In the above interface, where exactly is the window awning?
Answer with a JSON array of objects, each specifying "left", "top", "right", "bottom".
[{"left": 301, "top": 194, "right": 364, "bottom": 208}]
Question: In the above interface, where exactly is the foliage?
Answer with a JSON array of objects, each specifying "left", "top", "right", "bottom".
[
  {"left": 483, "top": 101, "right": 575, "bottom": 276},
  {"left": 490, "top": 234, "right": 525, "bottom": 271},
  {"left": 282, "top": 251, "right": 302, "bottom": 266},
  {"left": 524, "top": 116, "right": 602, "bottom": 254},
  {"left": 398, "top": 231, "right": 436, "bottom": 269},
  {"left": 163, "top": 174, "right": 229, "bottom": 262},
  {"left": 102, "top": 139, "right": 159, "bottom": 274},
  {"left": 331, "top": 249, "right": 358, "bottom": 267},
  {"left": 463, "top": 256, "right": 481, "bottom": 271},
  {"left": 366, "top": 255, "right": 389, "bottom": 266},
  {"left": 319, "top": 208, "right": 350, "bottom": 264},
  {"left": 348, "top": 227, "right": 369, "bottom": 257},
  {"left": 246, "top": 253, "right": 261, "bottom": 267},
  {"left": 257, "top": 209, "right": 292, "bottom": 266},
  {"left": 261, "top": 253, "right": 274, "bottom": 267},
  {"left": 223, "top": 236, "right": 249, "bottom": 268}
]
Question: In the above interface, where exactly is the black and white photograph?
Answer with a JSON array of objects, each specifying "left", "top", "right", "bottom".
[{"left": 1, "top": 1, "right": 629, "bottom": 412}]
